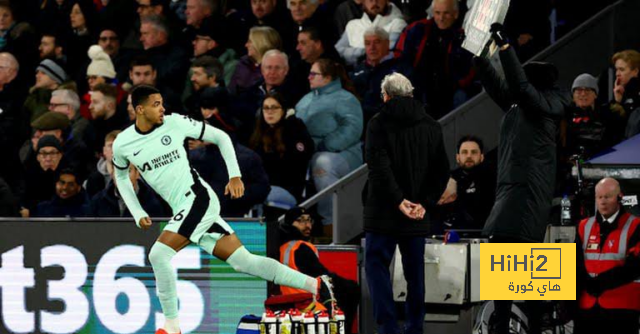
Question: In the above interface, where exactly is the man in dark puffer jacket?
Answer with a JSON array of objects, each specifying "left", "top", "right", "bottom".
[{"left": 363, "top": 72, "right": 449, "bottom": 334}]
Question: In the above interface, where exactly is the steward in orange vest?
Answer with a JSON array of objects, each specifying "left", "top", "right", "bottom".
[
  {"left": 278, "top": 207, "right": 360, "bottom": 331},
  {"left": 575, "top": 178, "right": 640, "bottom": 334}
]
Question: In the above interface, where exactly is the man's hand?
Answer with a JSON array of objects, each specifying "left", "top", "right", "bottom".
[
  {"left": 138, "top": 217, "right": 152, "bottom": 230},
  {"left": 490, "top": 23, "right": 509, "bottom": 48},
  {"left": 438, "top": 178, "right": 458, "bottom": 205},
  {"left": 399, "top": 199, "right": 423, "bottom": 220},
  {"left": 614, "top": 78, "right": 625, "bottom": 103},
  {"left": 411, "top": 204, "right": 426, "bottom": 220},
  {"left": 584, "top": 276, "right": 602, "bottom": 296},
  {"left": 225, "top": 177, "right": 245, "bottom": 199}
]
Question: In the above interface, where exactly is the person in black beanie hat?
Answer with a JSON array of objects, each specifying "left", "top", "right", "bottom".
[
  {"left": 474, "top": 23, "right": 571, "bottom": 334},
  {"left": 199, "top": 85, "right": 240, "bottom": 134},
  {"left": 21, "top": 135, "right": 69, "bottom": 216},
  {"left": 277, "top": 206, "right": 359, "bottom": 331}
]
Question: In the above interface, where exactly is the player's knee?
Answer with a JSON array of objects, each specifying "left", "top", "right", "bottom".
[
  {"left": 149, "top": 242, "right": 175, "bottom": 267},
  {"left": 226, "top": 246, "right": 253, "bottom": 273}
]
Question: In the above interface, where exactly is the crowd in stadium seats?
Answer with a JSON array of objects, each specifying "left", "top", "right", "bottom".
[{"left": 0, "top": 0, "right": 633, "bottom": 226}]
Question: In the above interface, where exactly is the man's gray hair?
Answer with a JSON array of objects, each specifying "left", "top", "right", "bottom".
[
  {"left": 286, "top": 0, "right": 319, "bottom": 9},
  {"left": 381, "top": 72, "right": 414, "bottom": 98},
  {"left": 263, "top": 49, "right": 289, "bottom": 69},
  {"left": 364, "top": 26, "right": 389, "bottom": 41},
  {"left": 0, "top": 52, "right": 19, "bottom": 72},
  {"left": 52, "top": 89, "right": 81, "bottom": 112},
  {"left": 432, "top": 0, "right": 459, "bottom": 11},
  {"left": 141, "top": 15, "right": 168, "bottom": 35}
]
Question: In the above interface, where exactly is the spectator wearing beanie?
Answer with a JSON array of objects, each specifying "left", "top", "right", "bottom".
[
  {"left": 87, "top": 45, "right": 117, "bottom": 90},
  {"left": 22, "top": 111, "right": 94, "bottom": 178},
  {"left": 21, "top": 135, "right": 69, "bottom": 216},
  {"left": 561, "top": 73, "right": 625, "bottom": 161},
  {"left": 80, "top": 45, "right": 125, "bottom": 120},
  {"left": 23, "top": 59, "right": 68, "bottom": 128}
]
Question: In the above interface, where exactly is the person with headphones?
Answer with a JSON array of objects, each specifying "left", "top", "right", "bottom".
[{"left": 575, "top": 177, "right": 640, "bottom": 334}]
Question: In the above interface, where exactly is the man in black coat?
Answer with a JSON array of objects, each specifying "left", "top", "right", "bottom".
[
  {"left": 363, "top": 72, "right": 449, "bottom": 334},
  {"left": 474, "top": 24, "right": 570, "bottom": 334}
]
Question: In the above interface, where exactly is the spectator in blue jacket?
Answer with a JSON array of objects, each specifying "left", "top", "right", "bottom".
[{"left": 295, "top": 58, "right": 363, "bottom": 232}]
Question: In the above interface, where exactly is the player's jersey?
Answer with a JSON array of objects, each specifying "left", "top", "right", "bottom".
[{"left": 112, "top": 114, "right": 240, "bottom": 211}]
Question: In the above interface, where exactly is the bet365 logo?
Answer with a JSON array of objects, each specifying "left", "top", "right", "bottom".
[{"left": 480, "top": 244, "right": 576, "bottom": 300}]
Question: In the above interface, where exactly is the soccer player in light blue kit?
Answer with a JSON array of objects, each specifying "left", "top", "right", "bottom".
[{"left": 112, "top": 86, "right": 335, "bottom": 334}]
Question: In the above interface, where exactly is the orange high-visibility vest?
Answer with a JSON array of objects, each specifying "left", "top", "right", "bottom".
[
  {"left": 578, "top": 212, "right": 640, "bottom": 310},
  {"left": 278, "top": 240, "right": 327, "bottom": 311}
]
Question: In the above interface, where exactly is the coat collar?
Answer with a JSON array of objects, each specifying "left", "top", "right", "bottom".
[{"left": 313, "top": 79, "right": 342, "bottom": 96}]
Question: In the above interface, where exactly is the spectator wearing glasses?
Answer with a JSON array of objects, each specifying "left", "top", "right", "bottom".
[
  {"left": 192, "top": 17, "right": 238, "bottom": 86},
  {"left": 231, "top": 50, "right": 304, "bottom": 143},
  {"left": 49, "top": 88, "right": 95, "bottom": 151},
  {"left": 295, "top": 59, "right": 363, "bottom": 232},
  {"left": 249, "top": 92, "right": 314, "bottom": 211},
  {"left": 21, "top": 135, "right": 68, "bottom": 216},
  {"left": 278, "top": 207, "right": 360, "bottom": 331},
  {"left": 22, "top": 111, "right": 94, "bottom": 183}
]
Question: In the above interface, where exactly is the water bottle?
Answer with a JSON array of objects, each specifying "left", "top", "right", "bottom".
[
  {"left": 261, "top": 310, "right": 277, "bottom": 334},
  {"left": 561, "top": 195, "right": 571, "bottom": 226},
  {"left": 303, "top": 311, "right": 316, "bottom": 334},
  {"left": 278, "top": 312, "right": 292, "bottom": 334},
  {"left": 317, "top": 311, "right": 329, "bottom": 334},
  {"left": 334, "top": 309, "right": 346, "bottom": 334},
  {"left": 290, "top": 309, "right": 303, "bottom": 334}
]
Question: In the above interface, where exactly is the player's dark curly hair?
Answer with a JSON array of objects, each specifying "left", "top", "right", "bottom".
[{"left": 131, "top": 85, "right": 160, "bottom": 109}]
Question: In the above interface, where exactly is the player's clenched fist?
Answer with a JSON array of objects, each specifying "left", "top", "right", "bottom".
[
  {"left": 138, "top": 217, "right": 152, "bottom": 230},
  {"left": 225, "top": 177, "right": 245, "bottom": 199}
]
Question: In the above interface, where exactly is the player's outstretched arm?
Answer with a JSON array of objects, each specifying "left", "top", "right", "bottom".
[
  {"left": 113, "top": 165, "right": 150, "bottom": 229},
  {"left": 201, "top": 124, "right": 242, "bottom": 180}
]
